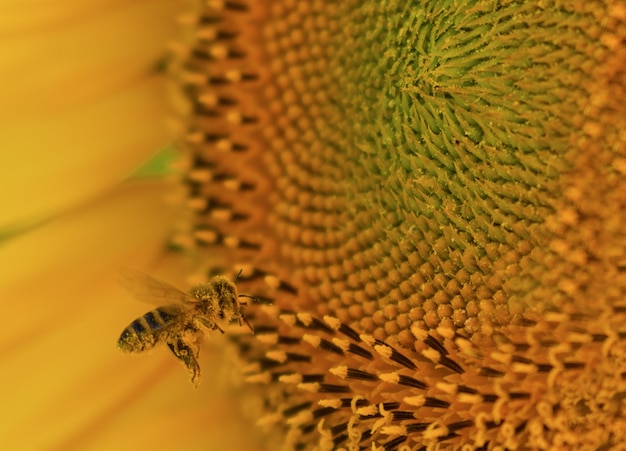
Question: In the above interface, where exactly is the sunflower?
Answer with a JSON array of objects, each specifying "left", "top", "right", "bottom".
[
  {"left": 170, "top": 1, "right": 626, "bottom": 450},
  {"left": 3, "top": 1, "right": 626, "bottom": 450}
]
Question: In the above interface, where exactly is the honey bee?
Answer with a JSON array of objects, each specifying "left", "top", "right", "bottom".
[{"left": 117, "top": 269, "right": 253, "bottom": 386}]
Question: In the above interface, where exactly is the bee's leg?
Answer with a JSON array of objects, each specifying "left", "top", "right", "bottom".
[
  {"left": 241, "top": 313, "right": 254, "bottom": 334},
  {"left": 194, "top": 316, "right": 224, "bottom": 334},
  {"left": 166, "top": 336, "right": 201, "bottom": 387}
]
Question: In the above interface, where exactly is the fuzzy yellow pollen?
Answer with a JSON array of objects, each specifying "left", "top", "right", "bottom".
[
  {"left": 381, "top": 425, "right": 407, "bottom": 435},
  {"left": 456, "top": 337, "right": 479, "bottom": 357},
  {"left": 207, "top": 0, "right": 225, "bottom": 10},
  {"left": 330, "top": 365, "right": 348, "bottom": 379},
  {"left": 411, "top": 324, "right": 428, "bottom": 340},
  {"left": 350, "top": 395, "right": 365, "bottom": 413},
  {"left": 458, "top": 393, "right": 483, "bottom": 404},
  {"left": 298, "top": 383, "right": 321, "bottom": 393},
  {"left": 260, "top": 304, "right": 279, "bottom": 317},
  {"left": 404, "top": 395, "right": 426, "bottom": 407},
  {"left": 318, "top": 399, "right": 342, "bottom": 409},
  {"left": 332, "top": 337, "right": 350, "bottom": 352},
  {"left": 257, "top": 413, "right": 282, "bottom": 427},
  {"left": 436, "top": 382, "right": 458, "bottom": 395},
  {"left": 198, "top": 93, "right": 219, "bottom": 107},
  {"left": 359, "top": 334, "right": 376, "bottom": 346},
  {"left": 185, "top": 131, "right": 205, "bottom": 144},
  {"left": 356, "top": 405, "right": 379, "bottom": 416},
  {"left": 242, "top": 362, "right": 261, "bottom": 373},
  {"left": 495, "top": 342, "right": 516, "bottom": 354},
  {"left": 225, "top": 70, "right": 243, "bottom": 82},
  {"left": 223, "top": 236, "right": 240, "bottom": 248},
  {"left": 490, "top": 351, "right": 512, "bottom": 364},
  {"left": 279, "top": 313, "right": 297, "bottom": 326},
  {"left": 567, "top": 332, "right": 593, "bottom": 343},
  {"left": 210, "top": 44, "right": 229, "bottom": 60},
  {"left": 378, "top": 372, "right": 400, "bottom": 384},
  {"left": 196, "top": 27, "right": 218, "bottom": 41},
  {"left": 373, "top": 345, "right": 393, "bottom": 360},
  {"left": 245, "top": 372, "right": 271, "bottom": 384},
  {"left": 544, "top": 312, "right": 569, "bottom": 322},
  {"left": 278, "top": 373, "right": 303, "bottom": 384},
  {"left": 226, "top": 111, "right": 243, "bottom": 125},
  {"left": 188, "top": 169, "right": 213, "bottom": 183},
  {"left": 187, "top": 198, "right": 208, "bottom": 211},
  {"left": 266, "top": 351, "right": 287, "bottom": 363},
  {"left": 303, "top": 334, "right": 321, "bottom": 348},
  {"left": 422, "top": 348, "right": 441, "bottom": 362},
  {"left": 216, "top": 139, "right": 233, "bottom": 152},
  {"left": 323, "top": 316, "right": 342, "bottom": 330},
  {"left": 211, "top": 209, "right": 233, "bottom": 221},
  {"left": 436, "top": 326, "right": 455, "bottom": 339},
  {"left": 512, "top": 362, "right": 537, "bottom": 374},
  {"left": 180, "top": 71, "right": 206, "bottom": 85},
  {"left": 194, "top": 230, "right": 218, "bottom": 244},
  {"left": 297, "top": 312, "right": 313, "bottom": 326},
  {"left": 264, "top": 275, "right": 281, "bottom": 289},
  {"left": 423, "top": 424, "right": 448, "bottom": 439},
  {"left": 287, "top": 411, "right": 313, "bottom": 426}
]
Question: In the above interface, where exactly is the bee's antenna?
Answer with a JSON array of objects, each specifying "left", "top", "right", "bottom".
[
  {"left": 237, "top": 292, "right": 269, "bottom": 335},
  {"left": 234, "top": 268, "right": 243, "bottom": 283},
  {"left": 238, "top": 293, "right": 272, "bottom": 305}
]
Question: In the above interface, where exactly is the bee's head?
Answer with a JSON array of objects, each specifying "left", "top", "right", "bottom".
[{"left": 191, "top": 276, "right": 240, "bottom": 322}]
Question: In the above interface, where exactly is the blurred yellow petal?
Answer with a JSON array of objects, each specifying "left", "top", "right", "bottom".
[
  {"left": 0, "top": 0, "right": 181, "bottom": 229},
  {"left": 0, "top": 181, "right": 171, "bottom": 447}
]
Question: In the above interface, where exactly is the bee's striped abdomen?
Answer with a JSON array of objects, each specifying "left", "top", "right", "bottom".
[{"left": 118, "top": 306, "right": 178, "bottom": 352}]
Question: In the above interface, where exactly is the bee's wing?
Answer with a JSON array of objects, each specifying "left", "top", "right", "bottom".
[{"left": 118, "top": 268, "right": 196, "bottom": 305}]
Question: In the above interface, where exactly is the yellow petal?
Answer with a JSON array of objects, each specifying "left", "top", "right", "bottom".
[
  {"left": 0, "top": 0, "right": 181, "bottom": 229},
  {"left": 0, "top": 181, "right": 170, "bottom": 444}
]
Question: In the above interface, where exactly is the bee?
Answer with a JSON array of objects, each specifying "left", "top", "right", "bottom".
[{"left": 117, "top": 269, "right": 254, "bottom": 386}]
